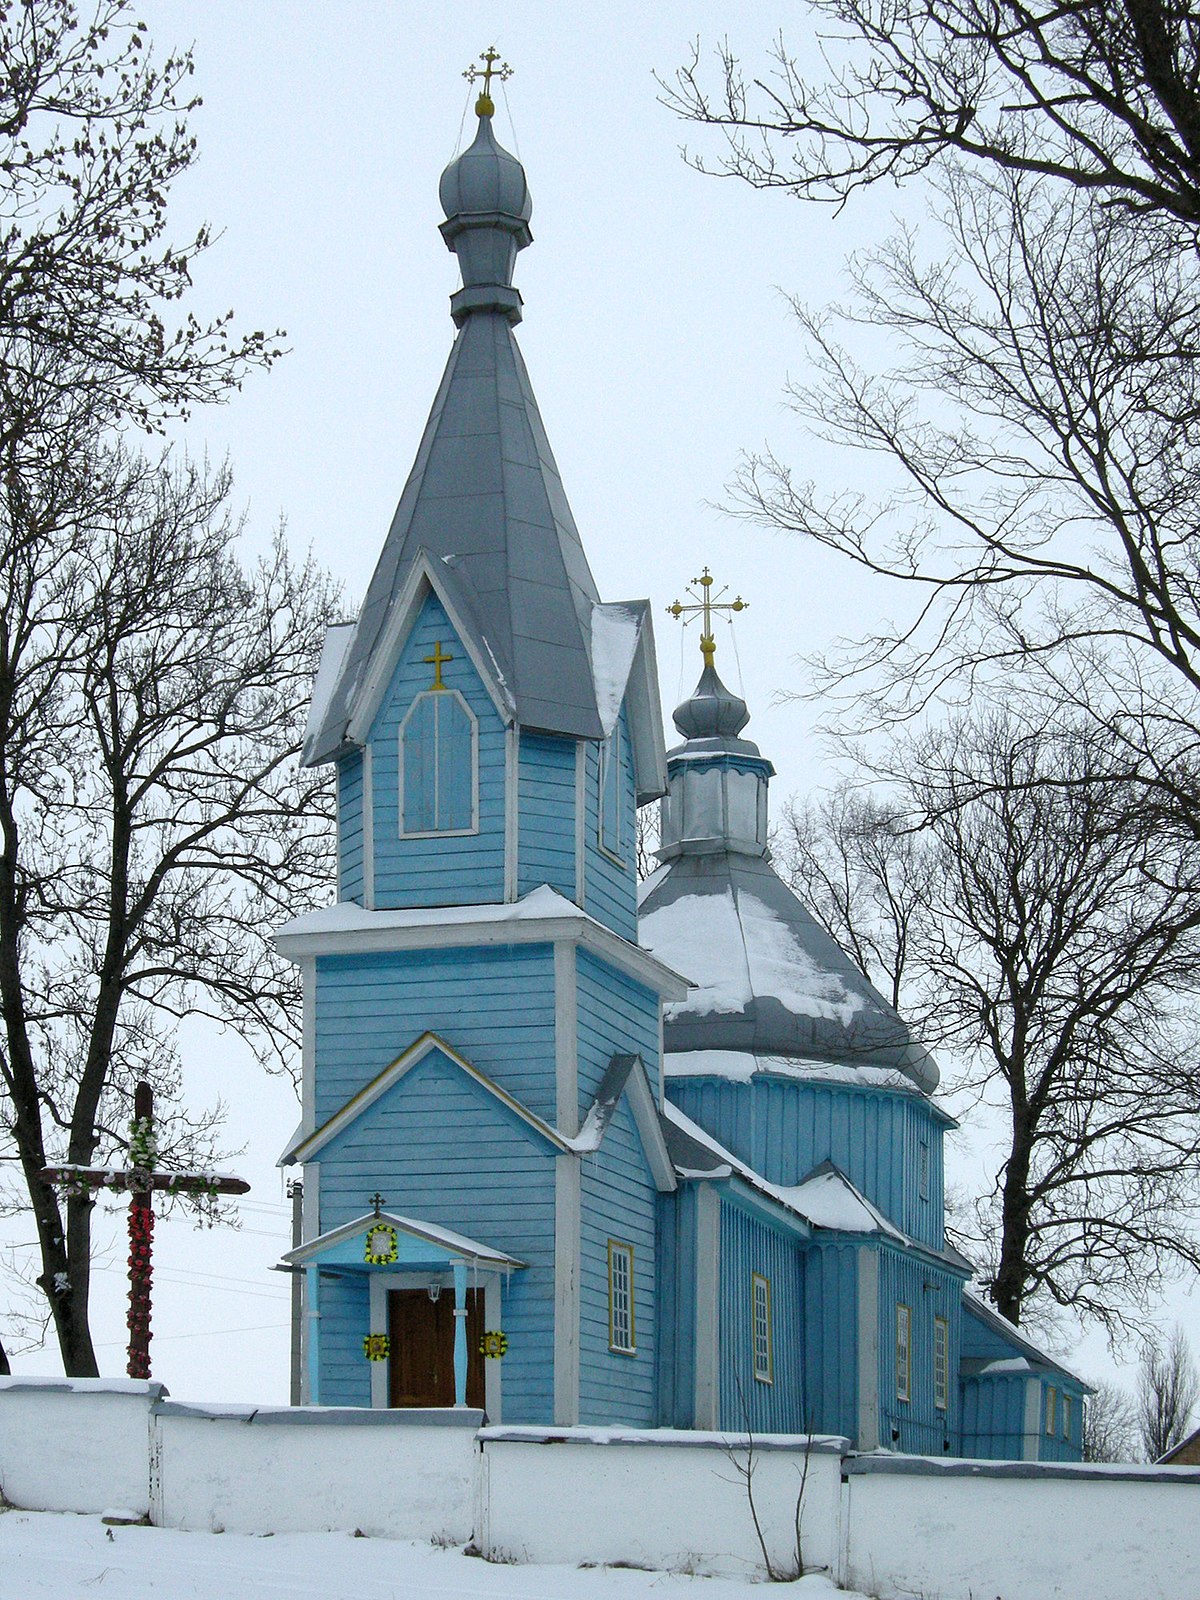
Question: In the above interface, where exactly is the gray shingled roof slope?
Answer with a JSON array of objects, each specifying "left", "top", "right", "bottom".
[
  {"left": 308, "top": 308, "right": 604, "bottom": 757},
  {"left": 639, "top": 848, "right": 937, "bottom": 1090}
]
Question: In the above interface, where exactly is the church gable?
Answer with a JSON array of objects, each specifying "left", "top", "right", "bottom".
[{"left": 352, "top": 588, "right": 508, "bottom": 908}]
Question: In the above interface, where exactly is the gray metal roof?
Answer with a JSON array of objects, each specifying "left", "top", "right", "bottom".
[
  {"left": 306, "top": 111, "right": 625, "bottom": 760},
  {"left": 640, "top": 845, "right": 938, "bottom": 1092}
]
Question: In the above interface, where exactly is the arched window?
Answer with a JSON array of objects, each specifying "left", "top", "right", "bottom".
[
  {"left": 598, "top": 724, "right": 624, "bottom": 860},
  {"left": 399, "top": 690, "right": 477, "bottom": 836}
]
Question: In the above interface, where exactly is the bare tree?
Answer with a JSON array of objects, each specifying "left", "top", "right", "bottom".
[
  {"left": 1138, "top": 1326, "right": 1200, "bottom": 1459},
  {"left": 636, "top": 802, "right": 661, "bottom": 883},
  {"left": 0, "top": 3, "right": 328, "bottom": 1372},
  {"left": 662, "top": 5, "right": 1200, "bottom": 224},
  {"left": 777, "top": 711, "right": 1200, "bottom": 1335},
  {"left": 1082, "top": 1378, "right": 1140, "bottom": 1464},
  {"left": 660, "top": 12, "right": 1200, "bottom": 841},
  {"left": 0, "top": 446, "right": 338, "bottom": 1373}
]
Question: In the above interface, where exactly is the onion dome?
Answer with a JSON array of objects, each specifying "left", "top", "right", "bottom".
[
  {"left": 643, "top": 648, "right": 938, "bottom": 1093},
  {"left": 673, "top": 662, "right": 750, "bottom": 741},
  {"left": 438, "top": 111, "right": 532, "bottom": 326}
]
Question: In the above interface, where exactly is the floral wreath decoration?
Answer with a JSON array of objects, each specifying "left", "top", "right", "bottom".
[
  {"left": 363, "top": 1332, "right": 390, "bottom": 1361},
  {"left": 479, "top": 1330, "right": 508, "bottom": 1359},
  {"left": 363, "top": 1222, "right": 398, "bottom": 1266}
]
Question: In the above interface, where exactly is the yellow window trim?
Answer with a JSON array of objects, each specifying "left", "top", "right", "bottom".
[{"left": 607, "top": 1239, "right": 636, "bottom": 1355}]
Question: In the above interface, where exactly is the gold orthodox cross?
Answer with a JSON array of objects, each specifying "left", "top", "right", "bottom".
[
  {"left": 423, "top": 641, "right": 454, "bottom": 689},
  {"left": 667, "top": 567, "right": 747, "bottom": 668},
  {"left": 463, "top": 46, "right": 513, "bottom": 117}
]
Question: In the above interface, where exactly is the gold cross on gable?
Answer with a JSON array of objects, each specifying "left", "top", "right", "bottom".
[
  {"left": 423, "top": 640, "right": 454, "bottom": 690},
  {"left": 463, "top": 46, "right": 513, "bottom": 117},
  {"left": 667, "top": 567, "right": 747, "bottom": 668}
]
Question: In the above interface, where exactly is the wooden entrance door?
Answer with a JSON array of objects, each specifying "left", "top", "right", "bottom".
[{"left": 387, "top": 1287, "right": 486, "bottom": 1408}]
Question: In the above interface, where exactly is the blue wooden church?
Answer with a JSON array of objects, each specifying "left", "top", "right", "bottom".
[{"left": 275, "top": 88, "right": 1087, "bottom": 1462}]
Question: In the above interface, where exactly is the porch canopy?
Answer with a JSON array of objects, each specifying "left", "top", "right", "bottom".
[{"left": 280, "top": 1210, "right": 525, "bottom": 1406}]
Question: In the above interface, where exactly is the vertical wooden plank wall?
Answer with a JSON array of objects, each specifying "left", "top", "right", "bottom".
[{"left": 717, "top": 1199, "right": 805, "bottom": 1433}]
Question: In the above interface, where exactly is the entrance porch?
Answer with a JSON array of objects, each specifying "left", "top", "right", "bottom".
[{"left": 281, "top": 1209, "right": 524, "bottom": 1417}]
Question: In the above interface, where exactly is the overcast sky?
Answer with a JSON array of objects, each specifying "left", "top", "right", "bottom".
[{"left": 9, "top": 1, "right": 1187, "bottom": 1401}]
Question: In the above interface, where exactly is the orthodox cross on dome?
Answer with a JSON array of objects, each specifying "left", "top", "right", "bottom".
[
  {"left": 463, "top": 45, "right": 513, "bottom": 117},
  {"left": 667, "top": 567, "right": 748, "bottom": 668},
  {"left": 423, "top": 640, "right": 454, "bottom": 689},
  {"left": 42, "top": 1081, "right": 249, "bottom": 1380}
]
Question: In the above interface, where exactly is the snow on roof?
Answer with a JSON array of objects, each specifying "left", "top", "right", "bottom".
[
  {"left": 661, "top": 1104, "right": 898, "bottom": 1240},
  {"left": 781, "top": 1165, "right": 907, "bottom": 1240},
  {"left": 977, "top": 1358, "right": 1034, "bottom": 1376},
  {"left": 663, "top": 1049, "right": 924, "bottom": 1093},
  {"left": 301, "top": 622, "right": 355, "bottom": 764},
  {"left": 590, "top": 602, "right": 642, "bottom": 738},
  {"left": 641, "top": 888, "right": 864, "bottom": 1025},
  {"left": 278, "top": 882, "right": 581, "bottom": 939},
  {"left": 962, "top": 1287, "right": 1090, "bottom": 1387},
  {"left": 660, "top": 1106, "right": 971, "bottom": 1275}
]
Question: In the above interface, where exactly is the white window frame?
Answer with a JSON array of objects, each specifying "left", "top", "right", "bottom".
[
  {"left": 752, "top": 1272, "right": 773, "bottom": 1384},
  {"left": 398, "top": 688, "right": 480, "bottom": 838},
  {"left": 933, "top": 1315, "right": 949, "bottom": 1411},
  {"left": 896, "top": 1303, "right": 912, "bottom": 1403},
  {"left": 608, "top": 1240, "right": 636, "bottom": 1354}
]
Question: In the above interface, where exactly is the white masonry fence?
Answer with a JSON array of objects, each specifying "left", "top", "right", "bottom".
[{"left": 1, "top": 1377, "right": 1197, "bottom": 1598}]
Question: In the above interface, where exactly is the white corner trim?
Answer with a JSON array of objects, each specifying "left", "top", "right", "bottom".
[
  {"left": 300, "top": 955, "right": 316, "bottom": 1134},
  {"left": 505, "top": 724, "right": 519, "bottom": 902},
  {"left": 856, "top": 1247, "right": 880, "bottom": 1451},
  {"left": 1023, "top": 1376, "right": 1042, "bottom": 1462},
  {"left": 574, "top": 739, "right": 587, "bottom": 906},
  {"left": 302, "top": 1163, "right": 320, "bottom": 1243},
  {"left": 484, "top": 1276, "right": 502, "bottom": 1423},
  {"left": 694, "top": 1183, "right": 721, "bottom": 1429},
  {"left": 369, "top": 1273, "right": 388, "bottom": 1408},
  {"left": 362, "top": 742, "right": 375, "bottom": 909},
  {"left": 554, "top": 942, "right": 579, "bottom": 1138},
  {"left": 554, "top": 1154, "right": 581, "bottom": 1425}
]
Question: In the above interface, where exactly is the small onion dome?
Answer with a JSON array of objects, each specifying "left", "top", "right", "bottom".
[
  {"left": 672, "top": 662, "right": 750, "bottom": 741},
  {"left": 438, "top": 114, "right": 532, "bottom": 323}
]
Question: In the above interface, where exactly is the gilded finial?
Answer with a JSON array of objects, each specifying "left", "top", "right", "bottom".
[
  {"left": 463, "top": 45, "right": 512, "bottom": 118},
  {"left": 667, "top": 567, "right": 747, "bottom": 668}
]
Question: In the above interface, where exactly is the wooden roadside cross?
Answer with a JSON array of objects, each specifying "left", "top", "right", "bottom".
[{"left": 42, "top": 1081, "right": 249, "bottom": 1379}]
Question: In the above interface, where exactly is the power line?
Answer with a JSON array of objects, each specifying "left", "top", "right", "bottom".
[{"left": 94, "top": 1320, "right": 288, "bottom": 1348}]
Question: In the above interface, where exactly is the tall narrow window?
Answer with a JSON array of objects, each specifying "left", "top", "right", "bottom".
[
  {"left": 598, "top": 725, "right": 624, "bottom": 859},
  {"left": 1046, "top": 1386, "right": 1057, "bottom": 1436},
  {"left": 896, "top": 1304, "right": 912, "bottom": 1402},
  {"left": 752, "top": 1272, "right": 773, "bottom": 1383},
  {"left": 608, "top": 1241, "right": 635, "bottom": 1354},
  {"left": 934, "top": 1316, "right": 949, "bottom": 1411},
  {"left": 399, "top": 690, "right": 477, "bottom": 835},
  {"left": 918, "top": 1140, "right": 930, "bottom": 1202},
  {"left": 1062, "top": 1393, "right": 1071, "bottom": 1441}
]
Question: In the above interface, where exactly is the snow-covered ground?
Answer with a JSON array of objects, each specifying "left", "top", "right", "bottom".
[{"left": 0, "top": 1509, "right": 868, "bottom": 1600}]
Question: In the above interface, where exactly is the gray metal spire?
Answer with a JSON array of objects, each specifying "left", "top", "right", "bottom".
[{"left": 305, "top": 106, "right": 608, "bottom": 760}]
